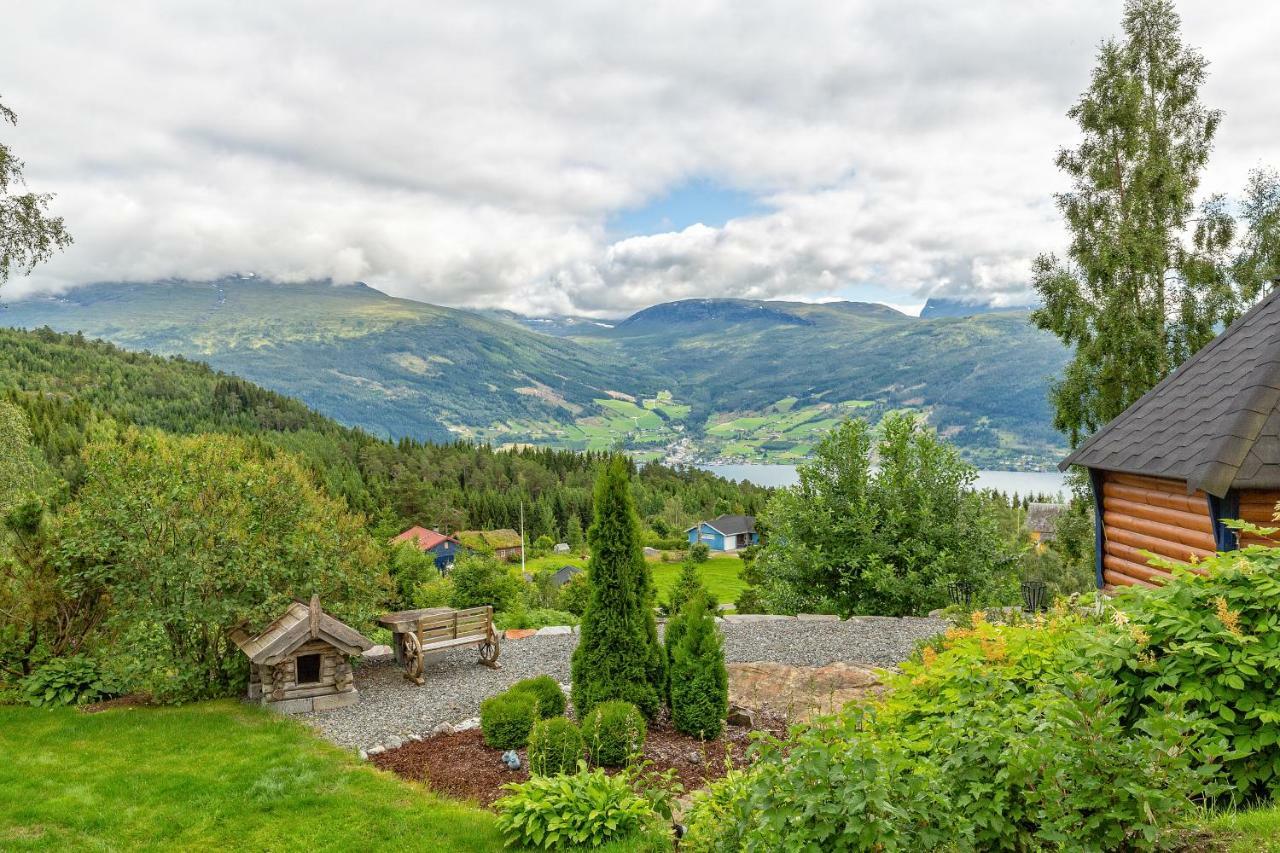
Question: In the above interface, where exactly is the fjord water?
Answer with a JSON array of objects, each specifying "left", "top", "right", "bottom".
[{"left": 702, "top": 464, "right": 1069, "bottom": 497}]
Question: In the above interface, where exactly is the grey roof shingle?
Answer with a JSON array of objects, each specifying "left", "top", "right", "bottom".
[
  {"left": 1062, "top": 287, "right": 1280, "bottom": 497},
  {"left": 687, "top": 514, "right": 756, "bottom": 536}
]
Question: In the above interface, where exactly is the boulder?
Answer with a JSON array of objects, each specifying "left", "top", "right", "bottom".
[{"left": 727, "top": 661, "right": 885, "bottom": 723}]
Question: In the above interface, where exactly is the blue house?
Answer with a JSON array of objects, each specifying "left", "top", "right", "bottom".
[
  {"left": 686, "top": 514, "right": 758, "bottom": 552},
  {"left": 392, "top": 526, "right": 463, "bottom": 571}
]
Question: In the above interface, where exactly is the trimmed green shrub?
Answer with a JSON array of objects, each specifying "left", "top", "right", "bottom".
[
  {"left": 20, "top": 656, "right": 116, "bottom": 707},
  {"left": 480, "top": 691, "right": 538, "bottom": 749},
  {"left": 495, "top": 764, "right": 654, "bottom": 849},
  {"left": 582, "top": 700, "right": 647, "bottom": 768},
  {"left": 527, "top": 717, "right": 584, "bottom": 777},
  {"left": 668, "top": 593, "right": 728, "bottom": 739},
  {"left": 570, "top": 458, "right": 665, "bottom": 719},
  {"left": 510, "top": 675, "right": 567, "bottom": 719}
]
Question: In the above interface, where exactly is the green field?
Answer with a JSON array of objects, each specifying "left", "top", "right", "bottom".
[
  {"left": 651, "top": 556, "right": 748, "bottom": 604},
  {"left": 0, "top": 701, "right": 670, "bottom": 852},
  {"left": 525, "top": 553, "right": 748, "bottom": 606}
]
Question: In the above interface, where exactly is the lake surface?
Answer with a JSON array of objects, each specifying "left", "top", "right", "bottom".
[{"left": 701, "top": 463, "right": 1069, "bottom": 497}]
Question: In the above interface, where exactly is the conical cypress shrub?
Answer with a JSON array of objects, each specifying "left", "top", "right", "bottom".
[
  {"left": 668, "top": 592, "right": 728, "bottom": 739},
  {"left": 570, "top": 457, "right": 666, "bottom": 718}
]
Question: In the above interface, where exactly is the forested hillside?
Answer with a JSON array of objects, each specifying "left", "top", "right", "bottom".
[
  {"left": 0, "top": 327, "right": 766, "bottom": 543},
  {"left": 0, "top": 280, "right": 1069, "bottom": 467}
]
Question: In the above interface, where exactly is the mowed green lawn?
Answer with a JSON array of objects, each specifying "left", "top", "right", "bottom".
[
  {"left": 524, "top": 553, "right": 748, "bottom": 606},
  {"left": 0, "top": 700, "right": 504, "bottom": 852},
  {"left": 0, "top": 701, "right": 672, "bottom": 852}
]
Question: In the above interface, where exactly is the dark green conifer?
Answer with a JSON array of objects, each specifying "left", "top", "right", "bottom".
[
  {"left": 570, "top": 457, "right": 665, "bottom": 718},
  {"left": 668, "top": 592, "right": 728, "bottom": 739}
]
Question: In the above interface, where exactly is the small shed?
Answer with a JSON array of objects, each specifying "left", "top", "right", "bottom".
[
  {"left": 231, "top": 595, "right": 374, "bottom": 713},
  {"left": 550, "top": 565, "right": 583, "bottom": 588},
  {"left": 1025, "top": 502, "right": 1067, "bottom": 548},
  {"left": 1062, "top": 288, "right": 1280, "bottom": 590}
]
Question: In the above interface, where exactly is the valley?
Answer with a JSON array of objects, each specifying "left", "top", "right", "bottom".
[{"left": 0, "top": 279, "right": 1070, "bottom": 468}]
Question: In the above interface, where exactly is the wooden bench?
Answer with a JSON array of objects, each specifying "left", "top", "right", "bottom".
[{"left": 378, "top": 606, "right": 501, "bottom": 685}]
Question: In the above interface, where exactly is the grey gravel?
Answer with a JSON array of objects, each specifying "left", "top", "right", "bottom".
[{"left": 301, "top": 616, "right": 946, "bottom": 750}]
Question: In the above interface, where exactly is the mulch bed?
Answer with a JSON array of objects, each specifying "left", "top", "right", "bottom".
[
  {"left": 371, "top": 711, "right": 788, "bottom": 808},
  {"left": 79, "top": 693, "right": 154, "bottom": 714}
]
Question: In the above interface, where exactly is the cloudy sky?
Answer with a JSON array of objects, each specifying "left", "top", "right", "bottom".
[{"left": 3, "top": 1, "right": 1278, "bottom": 317}]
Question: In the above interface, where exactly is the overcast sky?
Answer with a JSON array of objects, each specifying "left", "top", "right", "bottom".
[{"left": 3, "top": 1, "right": 1278, "bottom": 317}]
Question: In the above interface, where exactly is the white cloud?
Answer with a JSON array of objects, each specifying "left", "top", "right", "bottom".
[{"left": 2, "top": 0, "right": 1278, "bottom": 316}]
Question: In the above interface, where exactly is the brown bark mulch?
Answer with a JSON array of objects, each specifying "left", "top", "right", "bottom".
[
  {"left": 79, "top": 693, "right": 154, "bottom": 713},
  {"left": 370, "top": 711, "right": 788, "bottom": 808}
]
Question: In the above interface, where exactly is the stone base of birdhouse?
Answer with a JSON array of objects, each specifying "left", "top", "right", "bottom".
[{"left": 260, "top": 688, "right": 360, "bottom": 715}]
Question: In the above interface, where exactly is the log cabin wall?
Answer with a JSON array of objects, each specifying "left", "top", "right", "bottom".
[
  {"left": 1235, "top": 490, "right": 1280, "bottom": 547},
  {"left": 1099, "top": 472, "right": 1216, "bottom": 588}
]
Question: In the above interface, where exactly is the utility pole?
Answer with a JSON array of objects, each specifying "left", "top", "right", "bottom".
[{"left": 519, "top": 498, "right": 526, "bottom": 576}]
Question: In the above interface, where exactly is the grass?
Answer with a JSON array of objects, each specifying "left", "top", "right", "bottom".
[
  {"left": 651, "top": 555, "right": 747, "bottom": 605},
  {"left": 525, "top": 553, "right": 748, "bottom": 607},
  {"left": 0, "top": 701, "right": 670, "bottom": 852},
  {"left": 1204, "top": 804, "right": 1280, "bottom": 852}
]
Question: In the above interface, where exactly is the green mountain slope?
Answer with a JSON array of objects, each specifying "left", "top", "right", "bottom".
[
  {"left": 0, "top": 279, "right": 655, "bottom": 442},
  {"left": 0, "top": 282, "right": 1069, "bottom": 466},
  {"left": 572, "top": 299, "right": 1070, "bottom": 467}
]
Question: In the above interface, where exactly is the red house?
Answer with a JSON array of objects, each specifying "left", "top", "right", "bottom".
[{"left": 391, "top": 526, "right": 463, "bottom": 571}]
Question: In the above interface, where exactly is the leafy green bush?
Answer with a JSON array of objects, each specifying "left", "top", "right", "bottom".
[
  {"left": 690, "top": 611, "right": 1214, "bottom": 850},
  {"left": 1083, "top": 543, "right": 1280, "bottom": 797},
  {"left": 667, "top": 594, "right": 727, "bottom": 739},
  {"left": 527, "top": 717, "right": 584, "bottom": 777},
  {"left": 510, "top": 675, "right": 567, "bottom": 719},
  {"left": 680, "top": 768, "right": 754, "bottom": 853},
  {"left": 411, "top": 575, "right": 453, "bottom": 609},
  {"left": 754, "top": 415, "right": 1013, "bottom": 616},
  {"left": 20, "top": 656, "right": 116, "bottom": 707},
  {"left": 449, "top": 553, "right": 523, "bottom": 612},
  {"left": 480, "top": 691, "right": 538, "bottom": 749},
  {"left": 556, "top": 573, "right": 590, "bottom": 616},
  {"left": 495, "top": 608, "right": 578, "bottom": 631},
  {"left": 387, "top": 542, "right": 440, "bottom": 607},
  {"left": 582, "top": 700, "right": 647, "bottom": 768},
  {"left": 495, "top": 764, "right": 655, "bottom": 849}
]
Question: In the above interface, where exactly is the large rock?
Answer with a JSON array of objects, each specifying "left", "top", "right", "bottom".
[{"left": 727, "top": 661, "right": 886, "bottom": 723}]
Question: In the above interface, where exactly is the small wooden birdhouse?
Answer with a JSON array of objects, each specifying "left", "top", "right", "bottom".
[{"left": 230, "top": 595, "right": 374, "bottom": 713}]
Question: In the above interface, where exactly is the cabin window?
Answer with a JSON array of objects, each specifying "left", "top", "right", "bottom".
[{"left": 296, "top": 653, "right": 321, "bottom": 684}]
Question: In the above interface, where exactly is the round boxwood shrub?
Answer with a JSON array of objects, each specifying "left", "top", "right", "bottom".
[
  {"left": 510, "top": 674, "right": 567, "bottom": 719},
  {"left": 581, "top": 700, "right": 646, "bottom": 767},
  {"left": 527, "top": 717, "right": 585, "bottom": 776},
  {"left": 480, "top": 690, "right": 538, "bottom": 749}
]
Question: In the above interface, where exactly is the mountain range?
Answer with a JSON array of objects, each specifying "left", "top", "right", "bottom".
[{"left": 0, "top": 278, "right": 1069, "bottom": 468}]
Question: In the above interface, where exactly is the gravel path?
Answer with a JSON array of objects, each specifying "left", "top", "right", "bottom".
[{"left": 301, "top": 616, "right": 946, "bottom": 750}]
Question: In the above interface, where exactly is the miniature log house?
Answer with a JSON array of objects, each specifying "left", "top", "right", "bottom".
[
  {"left": 231, "top": 595, "right": 374, "bottom": 713},
  {"left": 1062, "top": 288, "right": 1280, "bottom": 590}
]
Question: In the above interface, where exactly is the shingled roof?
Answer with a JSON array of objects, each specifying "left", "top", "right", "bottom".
[
  {"left": 230, "top": 595, "right": 373, "bottom": 665},
  {"left": 688, "top": 514, "right": 756, "bottom": 536},
  {"left": 1061, "top": 287, "right": 1280, "bottom": 497}
]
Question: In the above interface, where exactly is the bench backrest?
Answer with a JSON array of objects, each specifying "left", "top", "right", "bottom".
[{"left": 413, "top": 605, "right": 492, "bottom": 642}]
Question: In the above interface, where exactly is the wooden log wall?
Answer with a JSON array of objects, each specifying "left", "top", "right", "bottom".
[
  {"left": 1099, "top": 472, "right": 1214, "bottom": 589},
  {"left": 1235, "top": 490, "right": 1280, "bottom": 548}
]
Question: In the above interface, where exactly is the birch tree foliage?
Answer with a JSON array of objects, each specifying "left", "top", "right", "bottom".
[
  {"left": 1032, "top": 0, "right": 1280, "bottom": 446},
  {"left": 0, "top": 97, "right": 72, "bottom": 288}
]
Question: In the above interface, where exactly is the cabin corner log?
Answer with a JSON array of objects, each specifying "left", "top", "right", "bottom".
[{"left": 1094, "top": 471, "right": 1280, "bottom": 590}]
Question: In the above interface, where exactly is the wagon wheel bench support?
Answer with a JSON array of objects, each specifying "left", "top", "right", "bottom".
[{"left": 377, "top": 605, "right": 501, "bottom": 686}]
